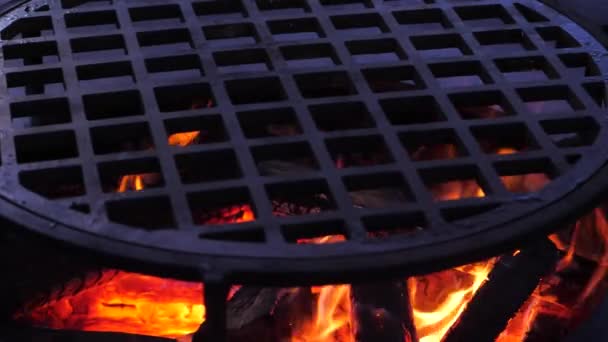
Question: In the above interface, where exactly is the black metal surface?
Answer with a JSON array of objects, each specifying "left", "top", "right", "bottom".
[{"left": 0, "top": 0, "right": 607, "bottom": 285}]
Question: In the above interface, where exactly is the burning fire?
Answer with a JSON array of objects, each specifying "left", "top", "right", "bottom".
[
  {"left": 409, "top": 260, "right": 496, "bottom": 342},
  {"left": 292, "top": 235, "right": 355, "bottom": 342},
  {"left": 115, "top": 131, "right": 201, "bottom": 192},
  {"left": 497, "top": 206, "right": 608, "bottom": 342},
  {"left": 18, "top": 136, "right": 608, "bottom": 342},
  {"left": 18, "top": 270, "right": 204, "bottom": 338},
  {"left": 117, "top": 173, "right": 146, "bottom": 192},
  {"left": 292, "top": 284, "right": 354, "bottom": 342},
  {"left": 195, "top": 204, "right": 255, "bottom": 225},
  {"left": 406, "top": 146, "right": 551, "bottom": 342},
  {"left": 17, "top": 129, "right": 251, "bottom": 338}
]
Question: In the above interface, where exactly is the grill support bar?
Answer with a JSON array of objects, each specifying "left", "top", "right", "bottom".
[
  {"left": 351, "top": 280, "right": 418, "bottom": 342},
  {"left": 195, "top": 279, "right": 229, "bottom": 342}
]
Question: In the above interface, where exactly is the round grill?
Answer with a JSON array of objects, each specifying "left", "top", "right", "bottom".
[{"left": 1, "top": 0, "right": 608, "bottom": 284}]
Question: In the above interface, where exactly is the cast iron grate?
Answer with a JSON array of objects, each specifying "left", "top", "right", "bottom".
[{"left": 0, "top": 0, "right": 607, "bottom": 284}]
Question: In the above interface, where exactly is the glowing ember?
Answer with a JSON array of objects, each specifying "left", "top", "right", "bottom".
[
  {"left": 19, "top": 140, "right": 608, "bottom": 342},
  {"left": 18, "top": 270, "right": 204, "bottom": 338},
  {"left": 297, "top": 235, "right": 346, "bottom": 245},
  {"left": 168, "top": 131, "right": 200, "bottom": 147},
  {"left": 196, "top": 204, "right": 256, "bottom": 225},
  {"left": 497, "top": 147, "right": 518, "bottom": 155},
  {"left": 430, "top": 180, "right": 485, "bottom": 201},
  {"left": 32, "top": 127, "right": 247, "bottom": 339}
]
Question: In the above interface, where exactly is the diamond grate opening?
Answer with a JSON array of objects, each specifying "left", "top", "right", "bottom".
[{"left": 1, "top": 0, "right": 608, "bottom": 282}]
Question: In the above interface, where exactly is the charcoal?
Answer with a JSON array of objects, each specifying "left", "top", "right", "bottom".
[
  {"left": 257, "top": 160, "right": 316, "bottom": 176},
  {"left": 350, "top": 189, "right": 408, "bottom": 208}
]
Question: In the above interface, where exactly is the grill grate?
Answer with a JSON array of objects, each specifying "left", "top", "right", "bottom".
[{"left": 0, "top": 0, "right": 607, "bottom": 283}]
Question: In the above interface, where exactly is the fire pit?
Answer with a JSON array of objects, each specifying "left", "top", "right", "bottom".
[{"left": 0, "top": 0, "right": 607, "bottom": 341}]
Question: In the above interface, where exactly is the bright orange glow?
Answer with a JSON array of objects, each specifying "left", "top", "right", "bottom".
[
  {"left": 168, "top": 131, "right": 200, "bottom": 147},
  {"left": 430, "top": 180, "right": 485, "bottom": 201},
  {"left": 117, "top": 174, "right": 145, "bottom": 192},
  {"left": 19, "top": 271, "right": 204, "bottom": 338},
  {"left": 115, "top": 130, "right": 255, "bottom": 224},
  {"left": 20, "top": 139, "right": 608, "bottom": 342},
  {"left": 239, "top": 207, "right": 255, "bottom": 223},
  {"left": 292, "top": 235, "right": 355, "bottom": 342},
  {"left": 501, "top": 173, "right": 550, "bottom": 193},
  {"left": 292, "top": 284, "right": 354, "bottom": 342},
  {"left": 297, "top": 234, "right": 346, "bottom": 245},
  {"left": 116, "top": 131, "right": 201, "bottom": 192},
  {"left": 197, "top": 204, "right": 255, "bottom": 225},
  {"left": 408, "top": 143, "right": 495, "bottom": 342},
  {"left": 497, "top": 147, "right": 518, "bottom": 155},
  {"left": 496, "top": 289, "right": 568, "bottom": 342},
  {"left": 549, "top": 233, "right": 568, "bottom": 251},
  {"left": 409, "top": 259, "right": 496, "bottom": 342}
]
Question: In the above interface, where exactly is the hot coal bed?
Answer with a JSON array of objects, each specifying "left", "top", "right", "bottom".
[{"left": 0, "top": 0, "right": 608, "bottom": 341}]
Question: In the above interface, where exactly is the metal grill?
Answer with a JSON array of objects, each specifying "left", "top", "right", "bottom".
[{"left": 0, "top": 0, "right": 608, "bottom": 284}]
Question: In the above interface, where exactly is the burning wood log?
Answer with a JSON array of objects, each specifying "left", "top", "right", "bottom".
[
  {"left": 351, "top": 280, "right": 418, "bottom": 342},
  {"left": 193, "top": 286, "right": 314, "bottom": 342},
  {"left": 443, "top": 238, "right": 559, "bottom": 342},
  {"left": 261, "top": 159, "right": 420, "bottom": 341},
  {"left": 503, "top": 207, "right": 608, "bottom": 342},
  {"left": 0, "top": 226, "right": 103, "bottom": 322}
]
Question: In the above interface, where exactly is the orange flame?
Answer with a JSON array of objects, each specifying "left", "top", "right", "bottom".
[
  {"left": 496, "top": 147, "right": 518, "bottom": 155},
  {"left": 21, "top": 141, "right": 608, "bottom": 342},
  {"left": 430, "top": 180, "right": 485, "bottom": 201},
  {"left": 292, "top": 235, "right": 355, "bottom": 342},
  {"left": 28, "top": 128, "right": 241, "bottom": 338},
  {"left": 292, "top": 284, "right": 353, "bottom": 342},
  {"left": 20, "top": 271, "right": 204, "bottom": 338},
  {"left": 117, "top": 174, "right": 145, "bottom": 192},
  {"left": 199, "top": 204, "right": 255, "bottom": 225},
  {"left": 409, "top": 145, "right": 531, "bottom": 342},
  {"left": 409, "top": 259, "right": 496, "bottom": 342},
  {"left": 496, "top": 289, "right": 568, "bottom": 342},
  {"left": 497, "top": 207, "right": 608, "bottom": 342},
  {"left": 116, "top": 131, "right": 201, "bottom": 192}
]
